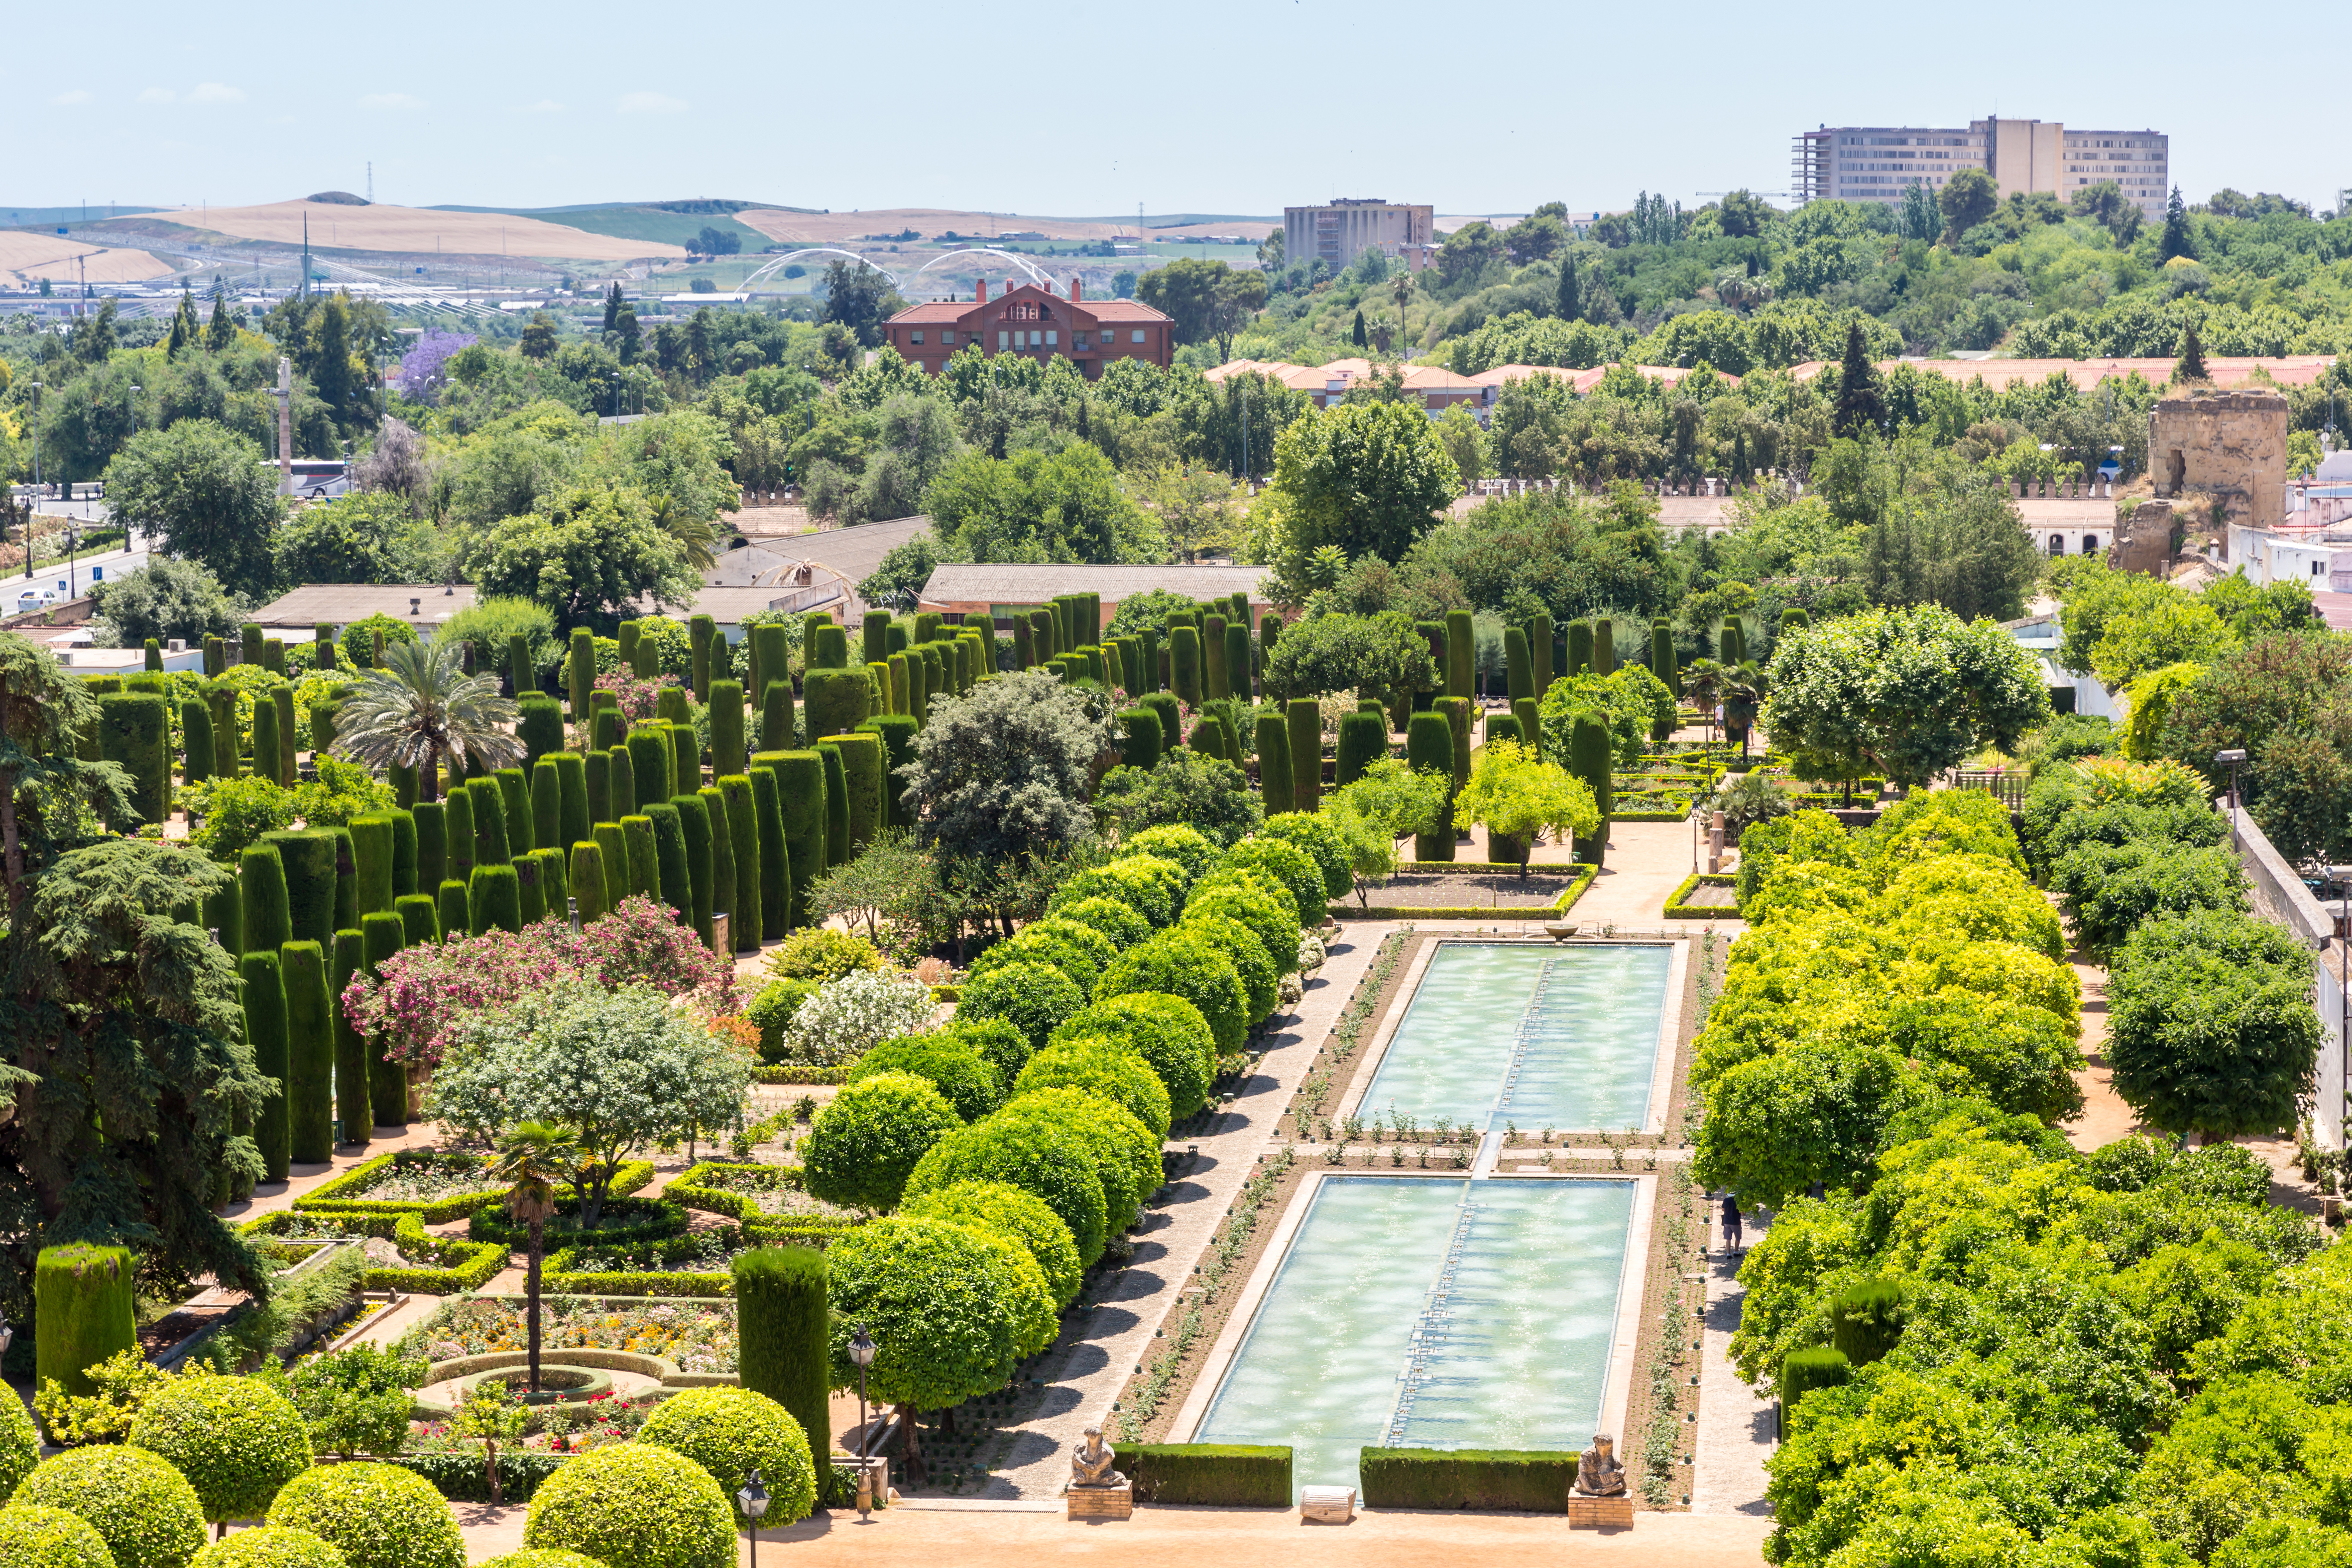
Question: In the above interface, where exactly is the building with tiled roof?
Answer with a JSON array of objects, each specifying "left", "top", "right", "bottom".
[
  {"left": 1784, "top": 356, "right": 2338, "bottom": 392},
  {"left": 883, "top": 277, "right": 1173, "bottom": 379}
]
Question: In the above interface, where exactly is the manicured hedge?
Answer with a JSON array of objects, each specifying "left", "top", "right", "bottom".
[
  {"left": 1357, "top": 1447, "right": 1576, "bottom": 1511},
  {"left": 1125, "top": 1444, "right": 1294, "bottom": 1506},
  {"left": 243, "top": 1210, "right": 507, "bottom": 1294},
  {"left": 1095, "top": 929, "right": 1249, "bottom": 1057},
  {"left": 1664, "top": 872, "right": 1740, "bottom": 919},
  {"left": 392, "top": 1450, "right": 569, "bottom": 1504}
]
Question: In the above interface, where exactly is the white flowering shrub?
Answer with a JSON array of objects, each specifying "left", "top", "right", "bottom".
[
  {"left": 781, "top": 970, "right": 937, "bottom": 1066},
  {"left": 1296, "top": 934, "right": 1327, "bottom": 974}
]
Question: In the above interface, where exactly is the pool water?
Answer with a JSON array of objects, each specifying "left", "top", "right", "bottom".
[
  {"left": 1358, "top": 943, "right": 1670, "bottom": 1133},
  {"left": 1195, "top": 1176, "right": 1636, "bottom": 1496}
]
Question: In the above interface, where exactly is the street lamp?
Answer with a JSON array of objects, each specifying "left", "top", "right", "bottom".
[
  {"left": 25, "top": 382, "right": 42, "bottom": 580},
  {"left": 736, "top": 1470, "right": 769, "bottom": 1567},
  {"left": 2216, "top": 748, "right": 2247, "bottom": 846},
  {"left": 848, "top": 1327, "right": 876, "bottom": 1461},
  {"left": 63, "top": 526, "right": 79, "bottom": 604}
]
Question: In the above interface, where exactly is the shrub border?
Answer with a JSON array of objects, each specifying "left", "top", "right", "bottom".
[
  {"left": 1663, "top": 872, "right": 1740, "bottom": 920},
  {"left": 241, "top": 1210, "right": 508, "bottom": 1294},
  {"left": 1334, "top": 864, "right": 1597, "bottom": 921},
  {"left": 291, "top": 1151, "right": 502, "bottom": 1221}
]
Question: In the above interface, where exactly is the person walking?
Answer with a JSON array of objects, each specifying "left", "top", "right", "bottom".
[{"left": 1720, "top": 1193, "right": 1744, "bottom": 1255}]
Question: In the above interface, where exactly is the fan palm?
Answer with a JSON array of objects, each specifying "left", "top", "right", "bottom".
[
  {"left": 490, "top": 1120, "right": 582, "bottom": 1395},
  {"left": 651, "top": 493, "right": 717, "bottom": 575},
  {"left": 330, "top": 637, "right": 523, "bottom": 801},
  {"left": 1680, "top": 658, "right": 1728, "bottom": 745},
  {"left": 1722, "top": 661, "right": 1768, "bottom": 765}
]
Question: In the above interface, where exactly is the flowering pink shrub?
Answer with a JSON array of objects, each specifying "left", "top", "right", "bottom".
[
  {"left": 593, "top": 671, "right": 682, "bottom": 724},
  {"left": 341, "top": 895, "right": 738, "bottom": 1067}
]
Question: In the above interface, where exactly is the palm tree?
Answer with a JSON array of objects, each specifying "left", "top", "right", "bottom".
[
  {"left": 331, "top": 638, "right": 522, "bottom": 801},
  {"left": 1680, "top": 658, "right": 1728, "bottom": 745},
  {"left": 1389, "top": 270, "right": 1414, "bottom": 354},
  {"left": 490, "top": 1121, "right": 581, "bottom": 1395},
  {"left": 1722, "top": 662, "right": 1768, "bottom": 766},
  {"left": 650, "top": 493, "right": 716, "bottom": 575}
]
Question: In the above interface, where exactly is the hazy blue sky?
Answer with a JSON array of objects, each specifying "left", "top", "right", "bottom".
[{"left": 10, "top": 0, "right": 2337, "bottom": 218}]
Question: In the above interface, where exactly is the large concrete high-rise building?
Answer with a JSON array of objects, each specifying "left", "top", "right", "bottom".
[
  {"left": 1792, "top": 118, "right": 2170, "bottom": 220},
  {"left": 1283, "top": 199, "right": 1435, "bottom": 275}
]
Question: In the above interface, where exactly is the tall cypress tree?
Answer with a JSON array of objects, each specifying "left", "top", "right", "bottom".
[
  {"left": 2175, "top": 322, "right": 2210, "bottom": 385},
  {"left": 1352, "top": 309, "right": 1368, "bottom": 348},
  {"left": 1556, "top": 258, "right": 1580, "bottom": 322},
  {"left": 1832, "top": 321, "right": 1885, "bottom": 439},
  {"left": 2159, "top": 186, "right": 2194, "bottom": 263}
]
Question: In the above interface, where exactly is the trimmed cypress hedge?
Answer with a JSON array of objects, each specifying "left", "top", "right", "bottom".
[
  {"left": 585, "top": 750, "right": 611, "bottom": 828},
  {"left": 1170, "top": 625, "right": 1202, "bottom": 704},
  {"left": 468, "top": 859, "right": 523, "bottom": 940},
  {"left": 1781, "top": 1346, "right": 1851, "bottom": 1413},
  {"left": 606, "top": 744, "right": 636, "bottom": 821},
  {"left": 732, "top": 1246, "right": 831, "bottom": 1465},
  {"left": 1203, "top": 613, "right": 1229, "bottom": 699},
  {"left": 1224, "top": 621, "right": 1253, "bottom": 702},
  {"left": 280, "top": 939, "right": 335, "bottom": 1164},
  {"left": 241, "top": 949, "right": 292, "bottom": 1181},
  {"left": 1285, "top": 698, "right": 1321, "bottom": 812},
  {"left": 204, "top": 635, "right": 226, "bottom": 678},
  {"left": 747, "top": 764, "right": 790, "bottom": 939},
  {"left": 387, "top": 809, "right": 418, "bottom": 899},
  {"left": 1358, "top": 1448, "right": 1575, "bottom": 1511},
  {"left": 495, "top": 767, "right": 532, "bottom": 855},
  {"left": 531, "top": 760, "right": 562, "bottom": 860},
  {"left": 709, "top": 679, "right": 746, "bottom": 779},
  {"left": 621, "top": 816, "right": 660, "bottom": 902},
  {"left": 859, "top": 713, "right": 919, "bottom": 830},
  {"left": 36, "top": 1244, "right": 135, "bottom": 1400},
  {"left": 348, "top": 815, "right": 395, "bottom": 917},
  {"left": 813, "top": 744, "right": 850, "bottom": 868},
  {"left": 811, "top": 622, "right": 850, "bottom": 669},
  {"left": 1505, "top": 625, "right": 1534, "bottom": 703},
  {"left": 1335, "top": 710, "right": 1387, "bottom": 789},
  {"left": 265, "top": 829, "right": 340, "bottom": 950},
  {"left": 514, "top": 848, "right": 546, "bottom": 926},
  {"left": 760, "top": 679, "right": 796, "bottom": 754},
  {"left": 466, "top": 779, "right": 510, "bottom": 868},
  {"left": 413, "top": 802, "right": 446, "bottom": 894},
  {"left": 181, "top": 698, "right": 215, "bottom": 784},
  {"left": 699, "top": 785, "right": 734, "bottom": 946},
  {"left": 532, "top": 845, "right": 568, "bottom": 917},
  {"left": 1116, "top": 708, "right": 1161, "bottom": 770},
  {"left": 1124, "top": 1445, "right": 1291, "bottom": 1507},
  {"left": 1568, "top": 709, "right": 1612, "bottom": 868},
  {"left": 1831, "top": 1279, "right": 1907, "bottom": 1366},
  {"left": 1435, "top": 695, "right": 1472, "bottom": 789},
  {"left": 1594, "top": 617, "right": 1617, "bottom": 676},
  {"left": 626, "top": 727, "right": 673, "bottom": 808},
  {"left": 1254, "top": 713, "right": 1293, "bottom": 814},
  {"left": 330, "top": 824, "right": 359, "bottom": 934},
  {"left": 1514, "top": 697, "right": 1541, "bottom": 758},
  {"left": 394, "top": 892, "right": 439, "bottom": 947},
  {"left": 668, "top": 721, "right": 699, "bottom": 798},
  {"left": 443, "top": 789, "right": 476, "bottom": 881},
  {"left": 203, "top": 877, "right": 243, "bottom": 956},
  {"left": 1138, "top": 690, "right": 1179, "bottom": 755},
  {"left": 642, "top": 803, "right": 689, "bottom": 923},
  {"left": 672, "top": 794, "right": 716, "bottom": 947},
  {"left": 361, "top": 914, "right": 409, "bottom": 1126},
  {"left": 1568, "top": 619, "right": 1593, "bottom": 677},
  {"left": 205, "top": 686, "right": 239, "bottom": 778},
  {"left": 1486, "top": 714, "right": 1524, "bottom": 745},
  {"left": 1444, "top": 609, "right": 1474, "bottom": 701},
  {"left": 590, "top": 823, "right": 629, "bottom": 906},
  {"left": 511, "top": 695, "right": 560, "bottom": 768},
  {"left": 570, "top": 840, "right": 609, "bottom": 923},
  {"left": 717, "top": 776, "right": 761, "bottom": 952},
  {"left": 690, "top": 613, "right": 717, "bottom": 698},
  {"left": 569, "top": 627, "right": 595, "bottom": 724},
  {"left": 1406, "top": 713, "right": 1455, "bottom": 862},
  {"left": 332, "top": 928, "right": 371, "bottom": 1144},
  {"left": 591, "top": 705, "right": 624, "bottom": 753},
  {"left": 507, "top": 633, "right": 534, "bottom": 702},
  {"left": 861, "top": 610, "right": 889, "bottom": 666},
  {"left": 273, "top": 686, "right": 297, "bottom": 780},
  {"left": 824, "top": 731, "right": 884, "bottom": 852},
  {"left": 435, "top": 880, "right": 469, "bottom": 948},
  {"left": 803, "top": 668, "right": 869, "bottom": 743},
  {"left": 758, "top": 751, "right": 825, "bottom": 927},
  {"left": 887, "top": 652, "right": 911, "bottom": 715},
  {"left": 553, "top": 751, "right": 590, "bottom": 852},
  {"left": 241, "top": 843, "right": 293, "bottom": 954},
  {"left": 98, "top": 691, "right": 170, "bottom": 827}
]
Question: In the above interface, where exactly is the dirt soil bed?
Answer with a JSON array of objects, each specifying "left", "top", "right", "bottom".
[{"left": 1349, "top": 873, "right": 1579, "bottom": 909}]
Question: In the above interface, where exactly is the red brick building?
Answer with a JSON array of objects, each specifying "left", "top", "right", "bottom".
[{"left": 882, "top": 278, "right": 1174, "bottom": 379}]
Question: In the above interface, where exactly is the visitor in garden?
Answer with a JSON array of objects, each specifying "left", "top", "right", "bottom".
[{"left": 1720, "top": 1193, "right": 1743, "bottom": 1255}]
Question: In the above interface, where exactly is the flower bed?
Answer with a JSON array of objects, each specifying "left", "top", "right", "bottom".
[
  {"left": 466, "top": 1184, "right": 676, "bottom": 1250},
  {"left": 243, "top": 1210, "right": 509, "bottom": 1295},
  {"left": 405, "top": 1295, "right": 739, "bottom": 1375},
  {"left": 1663, "top": 872, "right": 1741, "bottom": 919},
  {"left": 293, "top": 1151, "right": 503, "bottom": 1222},
  {"left": 1336, "top": 864, "right": 1597, "bottom": 920},
  {"left": 753, "top": 1065, "right": 855, "bottom": 1085},
  {"left": 666, "top": 1162, "right": 854, "bottom": 1222}
]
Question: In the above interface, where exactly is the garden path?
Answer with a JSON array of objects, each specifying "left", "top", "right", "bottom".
[
  {"left": 1691, "top": 1208, "right": 1774, "bottom": 1517},
  {"left": 978, "top": 922, "right": 1401, "bottom": 1501}
]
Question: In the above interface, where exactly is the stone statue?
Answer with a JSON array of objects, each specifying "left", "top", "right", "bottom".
[
  {"left": 1071, "top": 1426, "right": 1125, "bottom": 1489},
  {"left": 1575, "top": 1433, "right": 1626, "bottom": 1497}
]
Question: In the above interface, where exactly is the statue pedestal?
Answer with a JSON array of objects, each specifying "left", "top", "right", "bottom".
[
  {"left": 1068, "top": 1483, "right": 1132, "bottom": 1521},
  {"left": 1300, "top": 1485, "right": 1355, "bottom": 1524},
  {"left": 1568, "top": 1494, "right": 1634, "bottom": 1529}
]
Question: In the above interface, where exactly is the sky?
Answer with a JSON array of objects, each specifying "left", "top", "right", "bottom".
[{"left": 9, "top": 0, "right": 2340, "bottom": 220}]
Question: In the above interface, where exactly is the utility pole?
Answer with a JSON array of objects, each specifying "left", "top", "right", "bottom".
[{"left": 275, "top": 358, "right": 294, "bottom": 495}]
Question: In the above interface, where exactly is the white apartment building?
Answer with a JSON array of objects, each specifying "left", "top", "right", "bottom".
[
  {"left": 1282, "top": 199, "right": 1436, "bottom": 275},
  {"left": 1792, "top": 118, "right": 2169, "bottom": 221}
]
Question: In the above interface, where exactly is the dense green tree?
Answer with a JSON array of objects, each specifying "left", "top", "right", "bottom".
[
  {"left": 89, "top": 558, "right": 243, "bottom": 649},
  {"left": 924, "top": 445, "right": 1159, "bottom": 564},
  {"left": 1936, "top": 168, "right": 1999, "bottom": 242},
  {"left": 104, "top": 421, "right": 284, "bottom": 597},
  {"left": 1269, "top": 401, "right": 1462, "bottom": 565},
  {"left": 900, "top": 670, "right": 1109, "bottom": 866},
  {"left": 465, "top": 483, "right": 699, "bottom": 624}
]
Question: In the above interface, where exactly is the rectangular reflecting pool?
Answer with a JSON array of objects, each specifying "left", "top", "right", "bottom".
[
  {"left": 1357, "top": 943, "right": 1671, "bottom": 1133},
  {"left": 1194, "top": 1176, "right": 1637, "bottom": 1497}
]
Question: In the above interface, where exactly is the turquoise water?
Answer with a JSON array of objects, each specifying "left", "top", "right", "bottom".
[
  {"left": 1195, "top": 1176, "right": 1636, "bottom": 1497},
  {"left": 1358, "top": 943, "right": 1670, "bottom": 1132}
]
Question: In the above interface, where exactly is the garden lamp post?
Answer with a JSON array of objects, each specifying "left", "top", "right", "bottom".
[
  {"left": 0, "top": 1315, "right": 14, "bottom": 1357},
  {"left": 736, "top": 1470, "right": 769, "bottom": 1566},
  {"left": 2216, "top": 748, "right": 2247, "bottom": 847},
  {"left": 849, "top": 1327, "right": 876, "bottom": 1460}
]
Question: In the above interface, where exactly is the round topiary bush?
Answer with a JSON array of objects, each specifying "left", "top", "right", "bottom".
[
  {"left": 1261, "top": 812, "right": 1352, "bottom": 902},
  {"left": 188, "top": 1525, "right": 350, "bottom": 1568},
  {"left": 1215, "top": 838, "right": 1326, "bottom": 929},
  {"left": 129, "top": 1374, "right": 313, "bottom": 1524},
  {"left": 523, "top": 1443, "right": 733, "bottom": 1568},
  {"left": 264, "top": 1460, "right": 464, "bottom": 1568},
  {"left": 902, "top": 1179, "right": 1083, "bottom": 1308},
  {"left": 967, "top": 928, "right": 1099, "bottom": 996},
  {"left": 846, "top": 1034, "right": 1002, "bottom": 1122},
  {"left": 904, "top": 1114, "right": 1110, "bottom": 1265},
  {"left": 0, "top": 1505, "right": 116, "bottom": 1568},
  {"left": 14, "top": 1446, "right": 207, "bottom": 1568},
  {"left": 476, "top": 1554, "right": 605, "bottom": 1568},
  {"left": 1051, "top": 896, "right": 1151, "bottom": 953},
  {"left": 638, "top": 1386, "right": 817, "bottom": 1526},
  {"left": 0, "top": 1378, "right": 41, "bottom": 1502},
  {"left": 955, "top": 960, "right": 1085, "bottom": 1054},
  {"left": 943, "top": 1016, "right": 1031, "bottom": 1085},
  {"left": 993, "top": 1087, "right": 1162, "bottom": 1236},
  {"left": 823, "top": 1217, "right": 1054, "bottom": 1409},
  {"left": 1014, "top": 1040, "right": 1172, "bottom": 1141},
  {"left": 800, "top": 1072, "right": 964, "bottom": 1213},
  {"left": 1176, "top": 912, "right": 1277, "bottom": 1024},
  {"left": 1095, "top": 930, "right": 1248, "bottom": 1058},
  {"left": 1185, "top": 878, "right": 1301, "bottom": 978},
  {"left": 1020, "top": 918, "right": 1118, "bottom": 977},
  {"left": 1048, "top": 994, "right": 1217, "bottom": 1122},
  {"left": 1046, "top": 858, "right": 1179, "bottom": 928},
  {"left": 1126, "top": 825, "right": 1216, "bottom": 888}
]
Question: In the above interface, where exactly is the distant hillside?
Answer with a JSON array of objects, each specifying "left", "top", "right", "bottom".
[
  {"left": 432, "top": 201, "right": 801, "bottom": 251},
  {"left": 2, "top": 204, "right": 165, "bottom": 229}
]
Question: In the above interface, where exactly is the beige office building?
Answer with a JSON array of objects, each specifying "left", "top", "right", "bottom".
[
  {"left": 1792, "top": 119, "right": 2169, "bottom": 220},
  {"left": 1283, "top": 198, "right": 1436, "bottom": 275}
]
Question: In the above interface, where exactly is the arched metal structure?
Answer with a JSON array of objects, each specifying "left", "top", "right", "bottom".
[
  {"left": 902, "top": 247, "right": 1059, "bottom": 291},
  {"left": 739, "top": 244, "right": 1062, "bottom": 296},
  {"left": 740, "top": 247, "right": 905, "bottom": 291}
]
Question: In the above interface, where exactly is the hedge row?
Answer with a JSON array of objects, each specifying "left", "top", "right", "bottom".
[
  {"left": 1356, "top": 1447, "right": 1578, "bottom": 1511},
  {"left": 1123, "top": 1444, "right": 1292, "bottom": 1506},
  {"left": 240, "top": 1210, "right": 507, "bottom": 1294},
  {"left": 293, "top": 1152, "right": 500, "bottom": 1222},
  {"left": 1663, "top": 872, "right": 1740, "bottom": 919}
]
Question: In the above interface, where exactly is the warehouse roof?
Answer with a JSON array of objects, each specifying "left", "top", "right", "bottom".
[{"left": 920, "top": 562, "right": 1269, "bottom": 605}]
